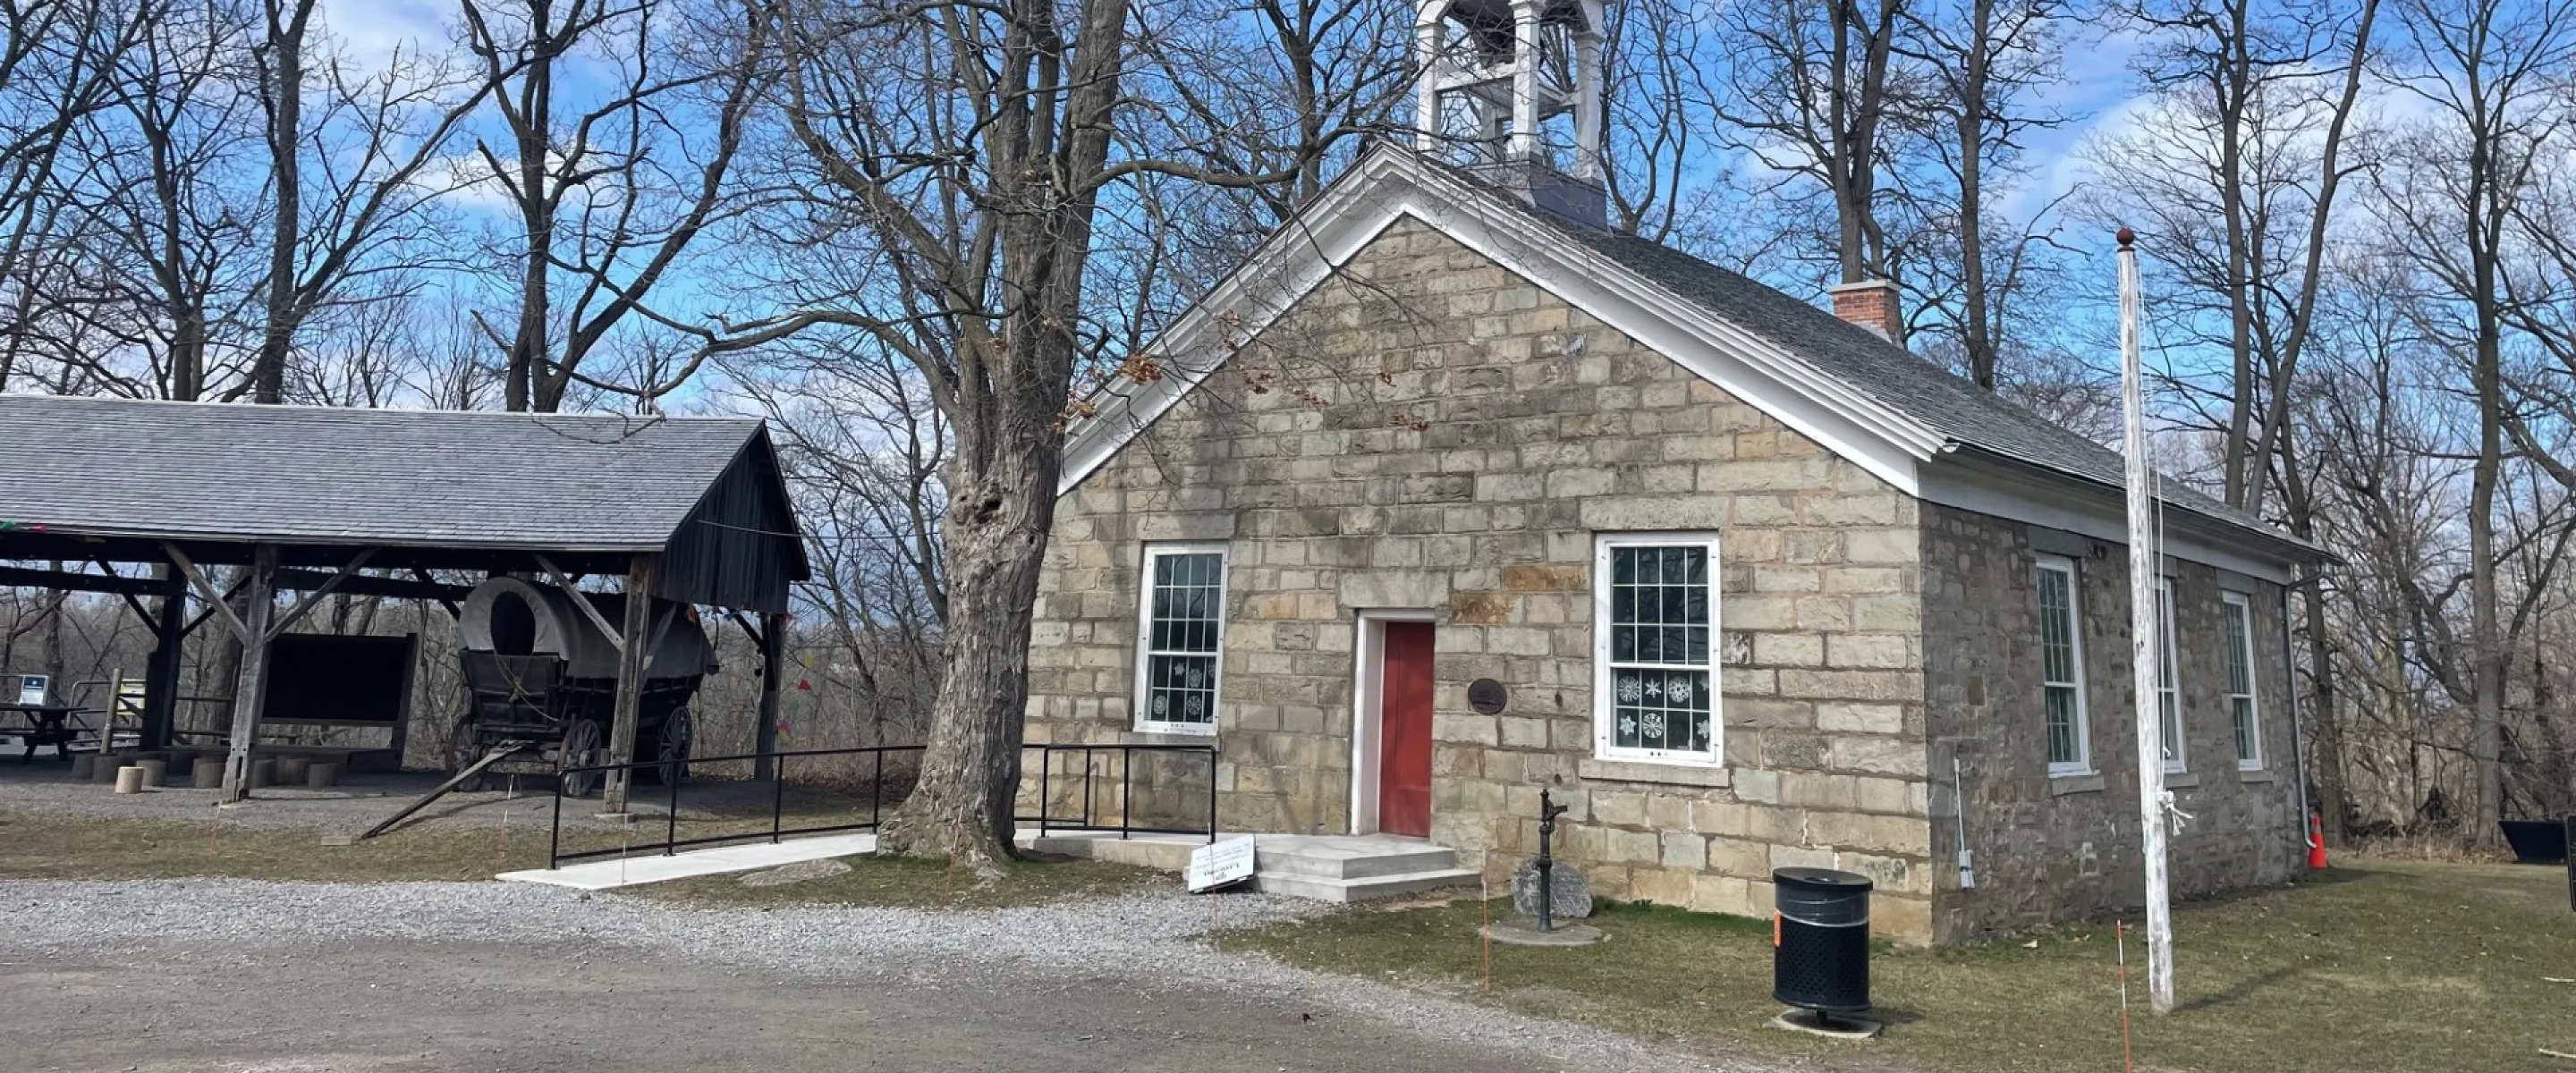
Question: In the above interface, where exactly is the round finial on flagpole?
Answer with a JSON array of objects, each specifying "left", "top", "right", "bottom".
[{"left": 2116, "top": 227, "right": 2136, "bottom": 249}]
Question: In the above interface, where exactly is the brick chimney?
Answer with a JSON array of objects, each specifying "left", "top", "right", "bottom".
[{"left": 1828, "top": 280, "right": 1902, "bottom": 342}]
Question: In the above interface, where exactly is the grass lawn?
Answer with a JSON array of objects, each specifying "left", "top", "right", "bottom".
[
  {"left": 644, "top": 852, "right": 1168, "bottom": 910},
  {"left": 0, "top": 810, "right": 577, "bottom": 882},
  {"left": 1230, "top": 858, "right": 2576, "bottom": 1072}
]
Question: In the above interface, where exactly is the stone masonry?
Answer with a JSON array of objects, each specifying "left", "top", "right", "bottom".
[
  {"left": 1029, "top": 217, "right": 1936, "bottom": 940},
  {"left": 1920, "top": 503, "right": 2301, "bottom": 942},
  {"left": 1025, "top": 216, "right": 2301, "bottom": 944}
]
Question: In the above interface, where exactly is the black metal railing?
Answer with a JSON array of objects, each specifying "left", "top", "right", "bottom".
[
  {"left": 547, "top": 744, "right": 923, "bottom": 867},
  {"left": 1016, "top": 742, "right": 1219, "bottom": 843}
]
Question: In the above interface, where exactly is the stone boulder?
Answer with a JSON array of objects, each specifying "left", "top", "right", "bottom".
[{"left": 1511, "top": 858, "right": 1592, "bottom": 920}]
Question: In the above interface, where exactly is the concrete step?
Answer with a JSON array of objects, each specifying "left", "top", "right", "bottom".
[
  {"left": 1257, "top": 844, "right": 1460, "bottom": 881},
  {"left": 1250, "top": 866, "right": 1481, "bottom": 903}
]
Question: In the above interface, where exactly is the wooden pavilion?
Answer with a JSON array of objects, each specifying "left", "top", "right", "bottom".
[{"left": 0, "top": 394, "right": 809, "bottom": 809}]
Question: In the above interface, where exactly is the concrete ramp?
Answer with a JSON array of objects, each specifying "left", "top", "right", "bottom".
[{"left": 497, "top": 832, "right": 877, "bottom": 891}]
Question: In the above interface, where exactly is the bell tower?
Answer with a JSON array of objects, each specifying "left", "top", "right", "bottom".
[{"left": 1413, "top": 0, "right": 1606, "bottom": 224}]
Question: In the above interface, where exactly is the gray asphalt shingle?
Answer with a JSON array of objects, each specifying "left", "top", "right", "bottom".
[
  {"left": 1515, "top": 208, "right": 2291, "bottom": 545},
  {"left": 0, "top": 395, "right": 762, "bottom": 550}
]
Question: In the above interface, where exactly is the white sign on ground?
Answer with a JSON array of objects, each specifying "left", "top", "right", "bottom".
[
  {"left": 17, "top": 675, "right": 47, "bottom": 705},
  {"left": 1186, "top": 836, "right": 1257, "bottom": 893}
]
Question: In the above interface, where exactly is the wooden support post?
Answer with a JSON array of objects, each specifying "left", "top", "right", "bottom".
[
  {"left": 600, "top": 553, "right": 657, "bottom": 814},
  {"left": 142, "top": 571, "right": 186, "bottom": 751},
  {"left": 220, "top": 545, "right": 278, "bottom": 803},
  {"left": 753, "top": 611, "right": 788, "bottom": 781}
]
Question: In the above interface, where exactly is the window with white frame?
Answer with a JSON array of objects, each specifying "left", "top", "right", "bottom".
[
  {"left": 2036, "top": 555, "right": 2090, "bottom": 775},
  {"left": 2155, "top": 576, "right": 2186, "bottom": 772},
  {"left": 2222, "top": 591, "right": 2261, "bottom": 770},
  {"left": 1135, "top": 545, "right": 1227, "bottom": 731},
  {"left": 1594, "top": 535, "right": 1722, "bottom": 765}
]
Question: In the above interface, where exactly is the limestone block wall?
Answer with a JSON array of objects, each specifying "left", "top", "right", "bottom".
[
  {"left": 1919, "top": 503, "right": 2302, "bottom": 942},
  {"left": 1026, "top": 217, "right": 1939, "bottom": 940}
]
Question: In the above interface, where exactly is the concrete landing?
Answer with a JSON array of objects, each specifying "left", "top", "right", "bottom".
[
  {"left": 497, "top": 832, "right": 878, "bottom": 891},
  {"left": 1018, "top": 829, "right": 1479, "bottom": 903}
]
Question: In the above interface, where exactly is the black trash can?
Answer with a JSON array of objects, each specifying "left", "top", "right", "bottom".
[{"left": 1773, "top": 866, "right": 1873, "bottom": 1015}]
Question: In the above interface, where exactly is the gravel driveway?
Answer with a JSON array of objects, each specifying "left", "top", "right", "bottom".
[{"left": 0, "top": 878, "right": 1792, "bottom": 1073}]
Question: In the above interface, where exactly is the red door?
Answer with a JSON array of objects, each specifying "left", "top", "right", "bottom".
[{"left": 1377, "top": 621, "right": 1436, "bottom": 838}]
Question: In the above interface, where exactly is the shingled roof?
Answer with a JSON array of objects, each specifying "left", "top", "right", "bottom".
[
  {"left": 0, "top": 395, "right": 761, "bottom": 548},
  {"left": 1519, "top": 212, "right": 2285, "bottom": 540},
  {"left": 0, "top": 395, "right": 809, "bottom": 608}
]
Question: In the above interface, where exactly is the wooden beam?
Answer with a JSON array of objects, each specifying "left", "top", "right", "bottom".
[
  {"left": 535, "top": 553, "right": 625, "bottom": 654},
  {"left": 219, "top": 545, "right": 278, "bottom": 802},
  {"left": 752, "top": 611, "right": 788, "bottom": 781},
  {"left": 264, "top": 548, "right": 377, "bottom": 639},
  {"left": 599, "top": 553, "right": 657, "bottom": 814},
  {"left": 266, "top": 568, "right": 470, "bottom": 604},
  {"left": 0, "top": 563, "right": 166, "bottom": 596},
  {"left": 163, "top": 543, "right": 251, "bottom": 641},
  {"left": 142, "top": 575, "right": 185, "bottom": 751},
  {"left": 409, "top": 569, "right": 463, "bottom": 617},
  {"left": 92, "top": 558, "right": 157, "bottom": 622},
  {"left": 724, "top": 608, "right": 766, "bottom": 650}
]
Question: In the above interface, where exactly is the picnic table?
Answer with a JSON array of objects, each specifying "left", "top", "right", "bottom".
[{"left": 0, "top": 703, "right": 87, "bottom": 762}]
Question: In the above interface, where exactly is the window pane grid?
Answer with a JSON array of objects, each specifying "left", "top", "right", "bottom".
[
  {"left": 2223, "top": 596, "right": 2259, "bottom": 766},
  {"left": 1606, "top": 545, "right": 1715, "bottom": 756},
  {"left": 1142, "top": 551, "right": 1224, "bottom": 726},
  {"left": 2036, "top": 561, "right": 2087, "bottom": 771},
  {"left": 2156, "top": 579, "right": 2183, "bottom": 769}
]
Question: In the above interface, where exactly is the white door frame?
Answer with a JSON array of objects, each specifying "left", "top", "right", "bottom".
[{"left": 1348, "top": 609, "right": 1436, "bottom": 836}]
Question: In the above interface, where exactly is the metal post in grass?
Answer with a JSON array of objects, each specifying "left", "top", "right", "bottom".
[
  {"left": 1118, "top": 748, "right": 1132, "bottom": 841},
  {"left": 1205, "top": 747, "right": 1217, "bottom": 845},
  {"left": 1537, "top": 788, "right": 1568, "bottom": 934},
  {"left": 772, "top": 752, "right": 785, "bottom": 844},
  {"left": 549, "top": 775, "right": 563, "bottom": 868},
  {"left": 665, "top": 758, "right": 680, "bottom": 856}
]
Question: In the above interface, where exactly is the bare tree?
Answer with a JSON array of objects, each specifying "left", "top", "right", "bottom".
[
  {"left": 456, "top": 0, "right": 773, "bottom": 412},
  {"left": 2372, "top": 0, "right": 2574, "bottom": 842},
  {"left": 247, "top": 0, "right": 491, "bottom": 403},
  {"left": 1709, "top": 0, "right": 1915, "bottom": 289},
  {"left": 1899, "top": 0, "right": 2070, "bottom": 388}
]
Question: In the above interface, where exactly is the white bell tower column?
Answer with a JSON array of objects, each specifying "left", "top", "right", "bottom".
[{"left": 1413, "top": 0, "right": 1604, "bottom": 182}]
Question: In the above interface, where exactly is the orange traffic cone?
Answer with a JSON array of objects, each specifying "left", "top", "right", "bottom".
[{"left": 2306, "top": 814, "right": 2328, "bottom": 870}]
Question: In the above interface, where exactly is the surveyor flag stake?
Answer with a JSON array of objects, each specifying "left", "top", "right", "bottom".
[{"left": 2118, "top": 227, "right": 2176, "bottom": 1016}]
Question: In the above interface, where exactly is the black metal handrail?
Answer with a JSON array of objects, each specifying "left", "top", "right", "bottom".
[
  {"left": 1016, "top": 742, "right": 1219, "bottom": 844},
  {"left": 547, "top": 744, "right": 923, "bottom": 867}
]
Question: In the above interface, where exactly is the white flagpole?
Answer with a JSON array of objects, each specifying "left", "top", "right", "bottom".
[{"left": 2118, "top": 227, "right": 2176, "bottom": 1015}]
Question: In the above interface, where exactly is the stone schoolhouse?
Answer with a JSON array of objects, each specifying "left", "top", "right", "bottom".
[{"left": 1022, "top": 0, "right": 2326, "bottom": 944}]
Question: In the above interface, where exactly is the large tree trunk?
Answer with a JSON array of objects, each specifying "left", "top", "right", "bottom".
[
  {"left": 254, "top": 0, "right": 309, "bottom": 405},
  {"left": 873, "top": 438, "right": 1061, "bottom": 866}
]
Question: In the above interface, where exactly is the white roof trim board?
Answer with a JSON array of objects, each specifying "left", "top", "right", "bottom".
[{"left": 1059, "top": 148, "right": 2321, "bottom": 578}]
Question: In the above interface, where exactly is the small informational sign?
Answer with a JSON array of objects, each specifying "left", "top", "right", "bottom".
[
  {"left": 1468, "top": 678, "right": 1508, "bottom": 714},
  {"left": 1186, "top": 835, "right": 1258, "bottom": 893},
  {"left": 16, "top": 675, "right": 47, "bottom": 705}
]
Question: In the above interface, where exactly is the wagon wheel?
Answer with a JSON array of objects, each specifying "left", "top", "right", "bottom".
[
  {"left": 654, "top": 706, "right": 692, "bottom": 786},
  {"left": 448, "top": 721, "right": 490, "bottom": 791},
  {"left": 557, "top": 718, "right": 606, "bottom": 798}
]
